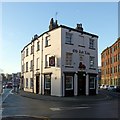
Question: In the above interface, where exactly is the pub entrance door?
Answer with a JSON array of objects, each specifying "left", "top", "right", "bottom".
[
  {"left": 36, "top": 76, "right": 39, "bottom": 94},
  {"left": 78, "top": 72, "right": 86, "bottom": 95}
]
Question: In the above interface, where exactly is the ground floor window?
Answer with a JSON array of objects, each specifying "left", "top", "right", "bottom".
[
  {"left": 44, "top": 74, "right": 51, "bottom": 89},
  {"left": 30, "top": 78, "right": 33, "bottom": 88},
  {"left": 26, "top": 78, "right": 28, "bottom": 88},
  {"left": 65, "top": 76, "right": 73, "bottom": 90},
  {"left": 118, "top": 78, "right": 120, "bottom": 85},
  {"left": 89, "top": 76, "right": 95, "bottom": 89}
]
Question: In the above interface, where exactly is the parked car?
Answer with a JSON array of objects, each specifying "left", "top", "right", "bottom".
[
  {"left": 108, "top": 85, "right": 116, "bottom": 91},
  {"left": 6, "top": 82, "right": 13, "bottom": 88},
  {"left": 2, "top": 85, "right": 5, "bottom": 89},
  {"left": 99, "top": 84, "right": 105, "bottom": 89},
  {"left": 103, "top": 85, "right": 109, "bottom": 90},
  {"left": 116, "top": 86, "right": 120, "bottom": 92}
]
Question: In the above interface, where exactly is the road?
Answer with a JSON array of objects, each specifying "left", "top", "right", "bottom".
[{"left": 1, "top": 89, "right": 120, "bottom": 120}]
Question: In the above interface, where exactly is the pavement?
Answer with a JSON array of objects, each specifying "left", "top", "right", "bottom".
[
  {"left": 18, "top": 89, "right": 111, "bottom": 102},
  {"left": 2, "top": 116, "right": 49, "bottom": 120},
  {"left": 2, "top": 89, "right": 117, "bottom": 120}
]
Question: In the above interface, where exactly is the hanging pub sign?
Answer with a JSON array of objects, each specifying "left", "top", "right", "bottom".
[{"left": 49, "top": 56, "right": 55, "bottom": 66}]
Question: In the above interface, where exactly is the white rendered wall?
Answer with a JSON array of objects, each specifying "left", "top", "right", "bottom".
[{"left": 41, "top": 28, "right": 62, "bottom": 96}]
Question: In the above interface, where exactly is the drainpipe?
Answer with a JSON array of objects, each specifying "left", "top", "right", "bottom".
[
  {"left": 22, "top": 51, "right": 24, "bottom": 90},
  {"left": 33, "top": 40, "right": 35, "bottom": 93},
  {"left": 40, "top": 36, "right": 43, "bottom": 94}
]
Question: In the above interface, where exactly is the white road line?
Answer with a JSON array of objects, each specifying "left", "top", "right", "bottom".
[
  {"left": 2, "top": 115, "right": 49, "bottom": 119},
  {"left": 50, "top": 108, "right": 61, "bottom": 111},
  {"left": 2, "top": 89, "right": 13, "bottom": 103},
  {"left": 10, "top": 89, "right": 14, "bottom": 94},
  {"left": 50, "top": 106, "right": 90, "bottom": 111}
]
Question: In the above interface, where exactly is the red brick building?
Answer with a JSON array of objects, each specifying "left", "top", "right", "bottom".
[{"left": 101, "top": 38, "right": 120, "bottom": 86}]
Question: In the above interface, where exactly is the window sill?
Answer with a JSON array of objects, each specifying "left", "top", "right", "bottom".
[
  {"left": 90, "top": 88, "right": 95, "bottom": 89},
  {"left": 45, "top": 45, "right": 51, "bottom": 47},
  {"left": 65, "top": 43, "right": 74, "bottom": 45},
  {"left": 36, "top": 49, "right": 40, "bottom": 51},
  {"left": 78, "top": 45, "right": 85, "bottom": 47},
  {"left": 89, "top": 68, "right": 96, "bottom": 70},
  {"left": 44, "top": 67, "right": 51, "bottom": 69},
  {"left": 36, "top": 69, "right": 40, "bottom": 70},
  {"left": 65, "top": 89, "right": 73, "bottom": 90},
  {"left": 65, "top": 65, "right": 74, "bottom": 68},
  {"left": 89, "top": 47, "right": 96, "bottom": 50},
  {"left": 45, "top": 88, "right": 50, "bottom": 90}
]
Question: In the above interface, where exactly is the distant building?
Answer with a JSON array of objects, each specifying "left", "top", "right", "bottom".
[
  {"left": 0, "top": 74, "right": 2, "bottom": 94},
  {"left": 101, "top": 38, "right": 120, "bottom": 86},
  {"left": 6, "top": 73, "right": 12, "bottom": 81},
  {"left": 0, "top": 69, "right": 3, "bottom": 94},
  {"left": 12, "top": 72, "right": 21, "bottom": 87},
  {"left": 21, "top": 18, "right": 99, "bottom": 96},
  {"left": 98, "top": 66, "right": 101, "bottom": 84}
]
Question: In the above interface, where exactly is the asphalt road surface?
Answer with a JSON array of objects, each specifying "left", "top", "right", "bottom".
[{"left": 1, "top": 89, "right": 120, "bottom": 120}]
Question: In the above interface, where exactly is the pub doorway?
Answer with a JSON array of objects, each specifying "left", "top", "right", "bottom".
[
  {"left": 36, "top": 75, "right": 39, "bottom": 94},
  {"left": 78, "top": 72, "right": 86, "bottom": 95}
]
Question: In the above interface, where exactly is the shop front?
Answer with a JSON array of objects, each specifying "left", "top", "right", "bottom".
[
  {"left": 44, "top": 73, "right": 51, "bottom": 95},
  {"left": 89, "top": 73, "right": 97, "bottom": 95},
  {"left": 64, "top": 72, "right": 75, "bottom": 96},
  {"left": 77, "top": 72, "right": 86, "bottom": 95}
]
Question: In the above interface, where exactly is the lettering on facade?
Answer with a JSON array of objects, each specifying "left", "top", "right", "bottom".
[{"left": 73, "top": 49, "right": 90, "bottom": 55}]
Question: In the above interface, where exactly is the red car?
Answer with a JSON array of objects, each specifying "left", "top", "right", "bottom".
[{"left": 6, "top": 82, "right": 13, "bottom": 88}]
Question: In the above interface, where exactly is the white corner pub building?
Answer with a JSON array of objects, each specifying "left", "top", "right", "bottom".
[{"left": 21, "top": 18, "right": 99, "bottom": 96}]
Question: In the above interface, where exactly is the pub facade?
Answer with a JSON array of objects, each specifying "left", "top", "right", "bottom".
[{"left": 21, "top": 18, "right": 99, "bottom": 96}]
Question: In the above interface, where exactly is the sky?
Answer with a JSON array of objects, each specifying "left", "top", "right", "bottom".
[{"left": 1, "top": 2, "right": 118, "bottom": 74}]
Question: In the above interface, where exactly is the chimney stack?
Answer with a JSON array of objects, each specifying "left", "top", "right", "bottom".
[
  {"left": 76, "top": 23, "right": 83, "bottom": 32},
  {"left": 49, "top": 18, "right": 58, "bottom": 30}
]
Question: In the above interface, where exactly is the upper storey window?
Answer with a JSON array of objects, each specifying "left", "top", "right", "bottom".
[
  {"left": 26, "top": 48, "right": 28, "bottom": 57},
  {"left": 89, "top": 38, "right": 95, "bottom": 49},
  {"left": 65, "top": 32, "right": 73, "bottom": 45},
  {"left": 66, "top": 52, "right": 73, "bottom": 66},
  {"left": 31, "top": 45, "right": 34, "bottom": 54},
  {"left": 79, "top": 35, "right": 84, "bottom": 47},
  {"left": 119, "top": 42, "right": 120, "bottom": 48},
  {"left": 89, "top": 56, "right": 95, "bottom": 68},
  {"left": 37, "top": 41, "right": 40, "bottom": 51},
  {"left": 21, "top": 52, "right": 24, "bottom": 60},
  {"left": 45, "top": 36, "right": 51, "bottom": 47}
]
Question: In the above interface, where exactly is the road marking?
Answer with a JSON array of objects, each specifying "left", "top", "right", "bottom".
[
  {"left": 2, "top": 115, "right": 49, "bottom": 119},
  {"left": 50, "top": 106, "right": 90, "bottom": 111},
  {"left": 0, "top": 108, "right": 4, "bottom": 114},
  {"left": 2, "top": 89, "right": 13, "bottom": 103},
  {"left": 10, "top": 89, "right": 14, "bottom": 94},
  {"left": 50, "top": 108, "right": 61, "bottom": 111}
]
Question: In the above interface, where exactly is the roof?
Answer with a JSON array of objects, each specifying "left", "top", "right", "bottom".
[
  {"left": 21, "top": 24, "right": 99, "bottom": 52},
  {"left": 101, "top": 38, "right": 120, "bottom": 54}
]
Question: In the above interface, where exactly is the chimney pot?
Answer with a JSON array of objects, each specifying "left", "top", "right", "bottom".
[{"left": 76, "top": 23, "right": 83, "bottom": 31}]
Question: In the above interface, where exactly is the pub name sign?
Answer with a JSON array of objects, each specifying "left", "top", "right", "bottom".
[{"left": 72, "top": 49, "right": 90, "bottom": 55}]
